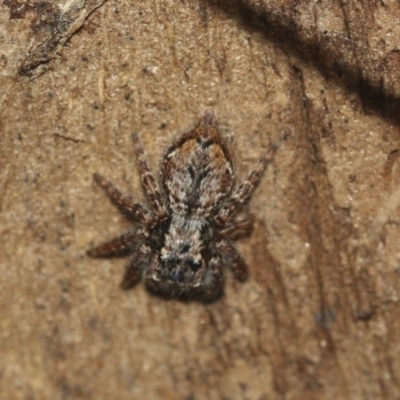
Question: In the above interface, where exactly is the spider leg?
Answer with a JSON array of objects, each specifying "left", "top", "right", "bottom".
[
  {"left": 218, "top": 213, "right": 255, "bottom": 240},
  {"left": 131, "top": 133, "right": 168, "bottom": 222},
  {"left": 216, "top": 144, "right": 277, "bottom": 225},
  {"left": 200, "top": 255, "right": 225, "bottom": 302},
  {"left": 87, "top": 229, "right": 147, "bottom": 258},
  {"left": 120, "top": 244, "right": 151, "bottom": 289},
  {"left": 93, "top": 173, "right": 155, "bottom": 227},
  {"left": 216, "top": 240, "right": 249, "bottom": 282}
]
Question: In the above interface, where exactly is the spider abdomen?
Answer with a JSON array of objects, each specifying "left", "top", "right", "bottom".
[{"left": 161, "top": 112, "right": 234, "bottom": 218}]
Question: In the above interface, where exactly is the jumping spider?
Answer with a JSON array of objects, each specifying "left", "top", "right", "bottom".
[{"left": 87, "top": 110, "right": 277, "bottom": 302}]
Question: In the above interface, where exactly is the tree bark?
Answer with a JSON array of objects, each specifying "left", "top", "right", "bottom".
[{"left": 1, "top": 1, "right": 400, "bottom": 399}]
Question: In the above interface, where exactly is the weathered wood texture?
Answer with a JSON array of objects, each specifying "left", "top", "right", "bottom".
[{"left": 1, "top": 1, "right": 400, "bottom": 399}]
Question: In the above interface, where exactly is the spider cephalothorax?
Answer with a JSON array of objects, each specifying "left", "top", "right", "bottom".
[{"left": 87, "top": 110, "right": 276, "bottom": 302}]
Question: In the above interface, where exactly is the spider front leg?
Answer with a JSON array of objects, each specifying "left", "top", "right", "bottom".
[
  {"left": 120, "top": 244, "right": 151, "bottom": 289},
  {"left": 92, "top": 173, "right": 155, "bottom": 227},
  {"left": 200, "top": 256, "right": 225, "bottom": 302},
  {"left": 87, "top": 228, "right": 147, "bottom": 258},
  {"left": 216, "top": 240, "right": 249, "bottom": 282},
  {"left": 216, "top": 143, "right": 277, "bottom": 225},
  {"left": 131, "top": 133, "right": 168, "bottom": 222}
]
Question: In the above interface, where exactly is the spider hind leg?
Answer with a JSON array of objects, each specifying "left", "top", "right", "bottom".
[
  {"left": 131, "top": 133, "right": 168, "bottom": 222},
  {"left": 93, "top": 173, "right": 155, "bottom": 227},
  {"left": 216, "top": 144, "right": 277, "bottom": 225}
]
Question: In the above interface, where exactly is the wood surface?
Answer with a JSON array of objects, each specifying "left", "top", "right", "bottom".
[{"left": 1, "top": 1, "right": 400, "bottom": 399}]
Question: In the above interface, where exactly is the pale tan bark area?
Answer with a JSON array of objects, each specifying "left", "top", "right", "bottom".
[{"left": 1, "top": 1, "right": 400, "bottom": 399}]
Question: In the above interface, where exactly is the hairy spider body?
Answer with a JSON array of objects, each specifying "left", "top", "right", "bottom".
[{"left": 87, "top": 110, "right": 276, "bottom": 302}]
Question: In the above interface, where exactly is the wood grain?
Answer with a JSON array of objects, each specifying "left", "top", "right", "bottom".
[{"left": 1, "top": 1, "right": 400, "bottom": 398}]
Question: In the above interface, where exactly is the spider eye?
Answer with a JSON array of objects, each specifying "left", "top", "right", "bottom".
[
  {"left": 179, "top": 243, "right": 191, "bottom": 254},
  {"left": 186, "top": 258, "right": 201, "bottom": 272}
]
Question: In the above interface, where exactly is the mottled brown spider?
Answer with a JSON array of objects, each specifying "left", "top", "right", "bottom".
[{"left": 87, "top": 110, "right": 277, "bottom": 302}]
